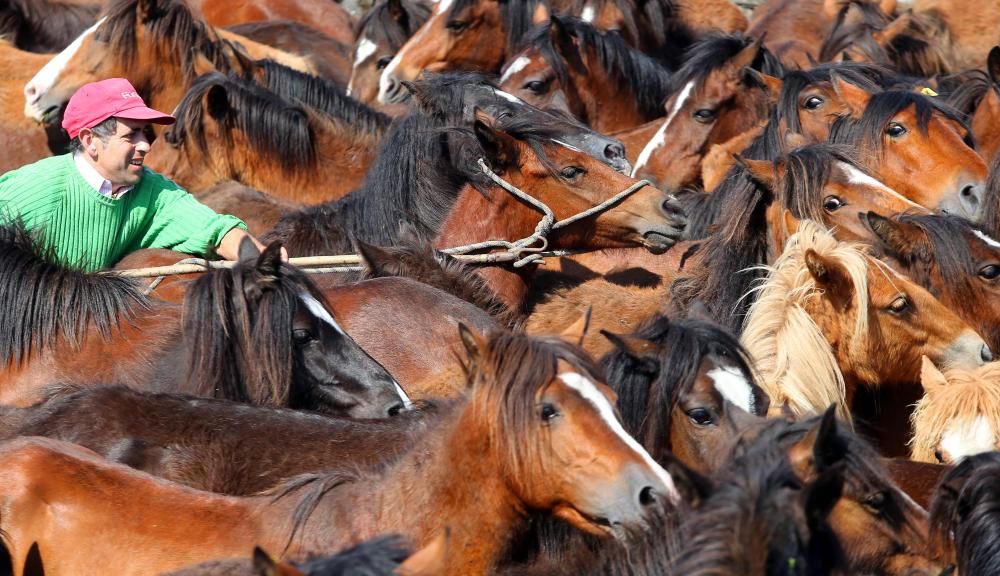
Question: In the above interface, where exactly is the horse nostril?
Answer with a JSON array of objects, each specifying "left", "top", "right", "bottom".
[
  {"left": 387, "top": 402, "right": 405, "bottom": 417},
  {"left": 638, "top": 485, "right": 657, "bottom": 507},
  {"left": 604, "top": 142, "right": 625, "bottom": 160},
  {"left": 935, "top": 449, "right": 945, "bottom": 464},
  {"left": 982, "top": 344, "right": 993, "bottom": 363},
  {"left": 961, "top": 185, "right": 975, "bottom": 197}
]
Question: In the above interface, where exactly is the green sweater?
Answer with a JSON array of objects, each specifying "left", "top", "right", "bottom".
[{"left": 0, "top": 154, "right": 246, "bottom": 271}]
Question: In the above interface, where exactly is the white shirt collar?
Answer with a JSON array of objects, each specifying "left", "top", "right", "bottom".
[{"left": 73, "top": 152, "right": 132, "bottom": 199}]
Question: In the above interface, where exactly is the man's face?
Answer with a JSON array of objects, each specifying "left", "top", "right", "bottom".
[{"left": 88, "top": 117, "right": 152, "bottom": 188}]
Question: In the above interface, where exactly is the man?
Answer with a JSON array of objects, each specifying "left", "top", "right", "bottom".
[{"left": 0, "top": 77, "right": 275, "bottom": 272}]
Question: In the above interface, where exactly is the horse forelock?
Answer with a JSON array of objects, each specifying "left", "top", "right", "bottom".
[
  {"left": 0, "top": 222, "right": 148, "bottom": 367},
  {"left": 911, "top": 363, "right": 1000, "bottom": 462},
  {"left": 357, "top": 0, "right": 432, "bottom": 47},
  {"left": 830, "top": 91, "right": 971, "bottom": 155}
]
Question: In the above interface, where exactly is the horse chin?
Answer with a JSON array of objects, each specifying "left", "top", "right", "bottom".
[
  {"left": 552, "top": 504, "right": 617, "bottom": 539},
  {"left": 638, "top": 231, "right": 677, "bottom": 254}
]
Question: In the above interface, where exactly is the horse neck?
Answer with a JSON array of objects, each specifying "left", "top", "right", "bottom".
[
  {"left": 578, "top": 53, "right": 649, "bottom": 132},
  {"left": 433, "top": 182, "right": 539, "bottom": 311},
  {"left": 270, "top": 402, "right": 524, "bottom": 574}
]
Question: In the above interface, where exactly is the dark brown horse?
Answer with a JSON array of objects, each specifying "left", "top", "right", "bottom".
[
  {"left": 0, "top": 328, "right": 677, "bottom": 574},
  {"left": 347, "top": 0, "right": 432, "bottom": 104},
  {"left": 186, "top": 0, "right": 355, "bottom": 47},
  {"left": 226, "top": 20, "right": 354, "bottom": 85},
  {"left": 0, "top": 0, "right": 99, "bottom": 53}
]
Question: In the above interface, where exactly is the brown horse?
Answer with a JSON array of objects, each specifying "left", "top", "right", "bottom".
[
  {"left": 0, "top": 0, "right": 99, "bottom": 53},
  {"left": 22, "top": 0, "right": 314, "bottom": 127},
  {"left": 186, "top": 0, "right": 355, "bottom": 47},
  {"left": 0, "top": 328, "right": 677, "bottom": 575},
  {"left": 0, "top": 41, "right": 61, "bottom": 173},
  {"left": 865, "top": 212, "right": 1000, "bottom": 351},
  {"left": 911, "top": 0, "right": 1000, "bottom": 70},
  {"left": 347, "top": 0, "right": 432, "bottom": 104},
  {"left": 945, "top": 47, "right": 1000, "bottom": 165},
  {"left": 376, "top": 0, "right": 550, "bottom": 103},
  {"left": 741, "top": 220, "right": 991, "bottom": 422},
  {"left": 911, "top": 357, "right": 1000, "bottom": 464},
  {"left": 226, "top": 20, "right": 354, "bottom": 85},
  {"left": 497, "top": 15, "right": 674, "bottom": 133}
]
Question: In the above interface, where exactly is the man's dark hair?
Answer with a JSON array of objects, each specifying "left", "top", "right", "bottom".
[{"left": 67, "top": 116, "right": 118, "bottom": 153}]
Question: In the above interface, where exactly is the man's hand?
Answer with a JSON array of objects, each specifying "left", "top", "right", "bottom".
[{"left": 216, "top": 228, "right": 289, "bottom": 262}]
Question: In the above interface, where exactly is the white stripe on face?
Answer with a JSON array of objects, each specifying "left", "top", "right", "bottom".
[
  {"left": 24, "top": 17, "right": 106, "bottom": 118},
  {"left": 559, "top": 372, "right": 680, "bottom": 503},
  {"left": 378, "top": 0, "right": 456, "bottom": 102},
  {"left": 581, "top": 5, "right": 596, "bottom": 22},
  {"left": 552, "top": 139, "right": 583, "bottom": 152},
  {"left": 940, "top": 416, "right": 996, "bottom": 463},
  {"left": 500, "top": 56, "right": 531, "bottom": 84},
  {"left": 347, "top": 37, "right": 378, "bottom": 96},
  {"left": 631, "top": 80, "right": 694, "bottom": 177},
  {"left": 974, "top": 229, "right": 1000, "bottom": 249},
  {"left": 839, "top": 163, "right": 922, "bottom": 209},
  {"left": 707, "top": 365, "right": 754, "bottom": 414},
  {"left": 494, "top": 89, "right": 523, "bottom": 103}
]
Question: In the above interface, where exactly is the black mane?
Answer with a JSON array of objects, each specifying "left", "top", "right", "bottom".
[
  {"left": 447, "top": 0, "right": 547, "bottom": 51},
  {"left": 0, "top": 223, "right": 148, "bottom": 367},
  {"left": 356, "top": 0, "right": 432, "bottom": 49},
  {"left": 669, "top": 33, "right": 784, "bottom": 95},
  {"left": 0, "top": 0, "right": 99, "bottom": 52}
]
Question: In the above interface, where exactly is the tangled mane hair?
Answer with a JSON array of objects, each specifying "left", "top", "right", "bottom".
[
  {"left": 985, "top": 151, "right": 1000, "bottom": 239},
  {"left": 928, "top": 451, "right": 1000, "bottom": 570},
  {"left": 166, "top": 71, "right": 318, "bottom": 174},
  {"left": 602, "top": 314, "right": 760, "bottom": 465},
  {"left": 180, "top": 249, "right": 328, "bottom": 406},
  {"left": 0, "top": 222, "right": 148, "bottom": 367},
  {"left": 740, "top": 221, "right": 874, "bottom": 421},
  {"left": 355, "top": 0, "right": 432, "bottom": 49},
  {"left": 942, "top": 69, "right": 992, "bottom": 117},
  {"left": 910, "top": 362, "right": 1000, "bottom": 463},
  {"left": 668, "top": 33, "right": 783, "bottom": 96},
  {"left": 515, "top": 15, "right": 673, "bottom": 119},
  {"left": 777, "top": 144, "right": 869, "bottom": 224}
]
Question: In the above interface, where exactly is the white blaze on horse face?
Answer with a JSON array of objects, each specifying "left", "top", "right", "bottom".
[
  {"left": 839, "top": 163, "right": 921, "bottom": 209},
  {"left": 940, "top": 416, "right": 996, "bottom": 463},
  {"left": 500, "top": 56, "right": 531, "bottom": 84},
  {"left": 552, "top": 139, "right": 583, "bottom": 153},
  {"left": 24, "top": 17, "right": 105, "bottom": 119},
  {"left": 494, "top": 89, "right": 524, "bottom": 103},
  {"left": 974, "top": 229, "right": 1000, "bottom": 249},
  {"left": 347, "top": 37, "right": 378, "bottom": 96},
  {"left": 559, "top": 372, "right": 680, "bottom": 503},
  {"left": 631, "top": 80, "right": 694, "bottom": 177},
  {"left": 580, "top": 5, "right": 596, "bottom": 22},
  {"left": 378, "top": 0, "right": 455, "bottom": 103},
  {"left": 707, "top": 365, "right": 754, "bottom": 414}
]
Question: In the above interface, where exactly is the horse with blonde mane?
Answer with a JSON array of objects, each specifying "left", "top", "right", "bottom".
[
  {"left": 911, "top": 357, "right": 1000, "bottom": 464},
  {"left": 741, "top": 220, "right": 991, "bottom": 422}
]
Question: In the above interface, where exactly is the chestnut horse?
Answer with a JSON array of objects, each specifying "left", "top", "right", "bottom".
[
  {"left": 911, "top": 358, "right": 1000, "bottom": 464},
  {"left": 0, "top": 328, "right": 678, "bottom": 575},
  {"left": 865, "top": 212, "right": 1000, "bottom": 351},
  {"left": 741, "top": 220, "right": 992, "bottom": 422},
  {"left": 928, "top": 451, "right": 1000, "bottom": 573},
  {"left": 0, "top": 0, "right": 99, "bottom": 53},
  {"left": 0, "top": 226, "right": 407, "bottom": 416},
  {"left": 186, "top": 0, "right": 355, "bottom": 47},
  {"left": 0, "top": 41, "right": 63, "bottom": 173},
  {"left": 497, "top": 15, "right": 674, "bottom": 133},
  {"left": 347, "top": 0, "right": 432, "bottom": 104},
  {"left": 377, "top": 0, "right": 550, "bottom": 103},
  {"left": 945, "top": 47, "right": 1000, "bottom": 165},
  {"left": 226, "top": 20, "right": 354, "bottom": 85}
]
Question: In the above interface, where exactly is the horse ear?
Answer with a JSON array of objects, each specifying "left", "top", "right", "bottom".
[
  {"left": 256, "top": 242, "right": 284, "bottom": 279},
  {"left": 804, "top": 248, "right": 854, "bottom": 310},
  {"left": 355, "top": 239, "right": 399, "bottom": 277},
  {"left": 988, "top": 46, "right": 1000, "bottom": 84},
  {"left": 862, "top": 211, "right": 919, "bottom": 262},
  {"left": 205, "top": 83, "right": 232, "bottom": 122},
  {"left": 473, "top": 108, "right": 519, "bottom": 173},
  {"left": 600, "top": 329, "right": 656, "bottom": 358},
  {"left": 398, "top": 530, "right": 449, "bottom": 576},
  {"left": 532, "top": 1, "right": 551, "bottom": 25},
  {"left": 920, "top": 355, "right": 949, "bottom": 392},
  {"left": 873, "top": 11, "right": 912, "bottom": 48},
  {"left": 879, "top": 0, "right": 897, "bottom": 16},
  {"left": 549, "top": 17, "right": 585, "bottom": 75},
  {"left": 744, "top": 67, "right": 783, "bottom": 95},
  {"left": 790, "top": 406, "right": 849, "bottom": 478},
  {"left": 830, "top": 73, "right": 871, "bottom": 119},
  {"left": 730, "top": 37, "right": 763, "bottom": 72},
  {"left": 238, "top": 236, "right": 261, "bottom": 262},
  {"left": 457, "top": 323, "right": 488, "bottom": 375},
  {"left": 781, "top": 208, "right": 800, "bottom": 238},
  {"left": 559, "top": 306, "right": 592, "bottom": 347},
  {"left": 735, "top": 155, "right": 778, "bottom": 190}
]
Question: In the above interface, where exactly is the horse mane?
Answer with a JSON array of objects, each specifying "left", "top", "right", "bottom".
[
  {"left": 928, "top": 451, "right": 1000, "bottom": 571},
  {"left": 910, "top": 362, "right": 1000, "bottom": 463},
  {"left": 180, "top": 257, "right": 327, "bottom": 405},
  {"left": 602, "top": 314, "right": 759, "bottom": 465},
  {"left": 941, "top": 69, "right": 992, "bottom": 117},
  {"left": 99, "top": 0, "right": 235, "bottom": 79},
  {"left": 517, "top": 15, "right": 672, "bottom": 118},
  {"left": 740, "top": 220, "right": 872, "bottom": 421},
  {"left": 890, "top": 213, "right": 1000, "bottom": 347},
  {"left": 984, "top": 151, "right": 1000, "bottom": 239},
  {"left": 669, "top": 33, "right": 783, "bottom": 95},
  {"left": 0, "top": 222, "right": 149, "bottom": 367},
  {"left": 252, "top": 60, "right": 391, "bottom": 135},
  {"left": 0, "top": 0, "right": 99, "bottom": 52},
  {"left": 167, "top": 71, "right": 319, "bottom": 174},
  {"left": 668, "top": 166, "right": 773, "bottom": 333},
  {"left": 829, "top": 89, "right": 974, "bottom": 155},
  {"left": 356, "top": 0, "right": 432, "bottom": 49},
  {"left": 447, "top": 0, "right": 546, "bottom": 49},
  {"left": 779, "top": 144, "right": 863, "bottom": 223}
]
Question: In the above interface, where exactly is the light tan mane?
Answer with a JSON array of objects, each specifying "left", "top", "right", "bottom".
[
  {"left": 910, "top": 362, "right": 1000, "bottom": 462},
  {"left": 740, "top": 220, "right": 872, "bottom": 422}
]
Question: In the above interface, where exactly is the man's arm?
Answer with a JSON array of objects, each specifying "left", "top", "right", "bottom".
[{"left": 216, "top": 228, "right": 288, "bottom": 262}]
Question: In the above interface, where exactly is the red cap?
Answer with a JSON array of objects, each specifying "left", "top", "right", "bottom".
[{"left": 62, "top": 78, "right": 175, "bottom": 138}]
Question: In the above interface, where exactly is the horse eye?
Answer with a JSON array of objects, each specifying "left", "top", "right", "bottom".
[
  {"left": 864, "top": 491, "right": 887, "bottom": 512},
  {"left": 376, "top": 56, "right": 393, "bottom": 70},
  {"left": 524, "top": 80, "right": 547, "bottom": 94},
  {"left": 687, "top": 408, "right": 713, "bottom": 426},
  {"left": 560, "top": 166, "right": 586, "bottom": 180},
  {"left": 293, "top": 328, "right": 314, "bottom": 344},
  {"left": 885, "top": 122, "right": 908, "bottom": 138},
  {"left": 445, "top": 19, "right": 468, "bottom": 32},
  {"left": 887, "top": 296, "right": 910, "bottom": 315},
  {"left": 823, "top": 195, "right": 845, "bottom": 212},
  {"left": 693, "top": 108, "right": 717, "bottom": 123},
  {"left": 979, "top": 264, "right": 1000, "bottom": 280},
  {"left": 540, "top": 403, "right": 560, "bottom": 422},
  {"left": 803, "top": 96, "right": 824, "bottom": 110}
]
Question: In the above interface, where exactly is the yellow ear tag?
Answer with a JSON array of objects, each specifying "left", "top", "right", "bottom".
[{"left": 920, "top": 87, "right": 939, "bottom": 97}]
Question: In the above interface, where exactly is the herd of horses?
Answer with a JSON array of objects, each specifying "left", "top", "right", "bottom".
[{"left": 0, "top": 0, "right": 999, "bottom": 573}]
